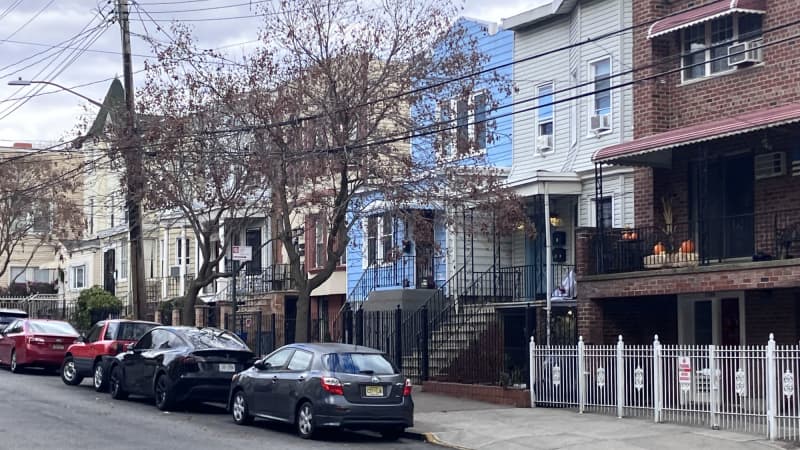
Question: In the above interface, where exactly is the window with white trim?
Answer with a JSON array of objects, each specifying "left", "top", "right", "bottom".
[
  {"left": 176, "top": 238, "right": 190, "bottom": 265},
  {"left": 681, "top": 14, "right": 763, "bottom": 82},
  {"left": 381, "top": 213, "right": 394, "bottom": 261},
  {"left": 119, "top": 242, "right": 128, "bottom": 280},
  {"left": 536, "top": 82, "right": 554, "bottom": 151},
  {"left": 590, "top": 58, "right": 612, "bottom": 119},
  {"left": 438, "top": 92, "right": 490, "bottom": 158},
  {"left": 473, "top": 92, "right": 487, "bottom": 150},
  {"left": 366, "top": 216, "right": 378, "bottom": 266},
  {"left": 314, "top": 219, "right": 325, "bottom": 269},
  {"left": 70, "top": 265, "right": 86, "bottom": 290}
]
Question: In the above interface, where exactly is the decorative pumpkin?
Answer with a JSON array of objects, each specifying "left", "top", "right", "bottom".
[
  {"left": 680, "top": 239, "right": 695, "bottom": 253},
  {"left": 653, "top": 242, "right": 667, "bottom": 255}
]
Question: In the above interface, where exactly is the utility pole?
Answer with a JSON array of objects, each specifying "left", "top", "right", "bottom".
[{"left": 117, "top": 0, "right": 147, "bottom": 320}]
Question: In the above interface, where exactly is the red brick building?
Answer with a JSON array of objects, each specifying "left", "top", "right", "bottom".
[{"left": 577, "top": 0, "right": 800, "bottom": 345}]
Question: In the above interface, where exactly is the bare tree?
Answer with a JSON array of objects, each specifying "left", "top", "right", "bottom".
[
  {"left": 136, "top": 39, "right": 271, "bottom": 324},
  {"left": 0, "top": 150, "right": 84, "bottom": 292}
]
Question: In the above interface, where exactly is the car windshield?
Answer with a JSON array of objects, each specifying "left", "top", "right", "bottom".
[
  {"left": 27, "top": 321, "right": 77, "bottom": 336},
  {"left": 117, "top": 322, "right": 157, "bottom": 341},
  {"left": 179, "top": 328, "right": 249, "bottom": 350},
  {"left": 323, "top": 353, "right": 397, "bottom": 375}
]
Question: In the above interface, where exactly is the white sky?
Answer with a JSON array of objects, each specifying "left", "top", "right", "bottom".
[{"left": 0, "top": 0, "right": 545, "bottom": 147}]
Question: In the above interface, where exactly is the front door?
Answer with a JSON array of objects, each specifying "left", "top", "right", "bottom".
[
  {"left": 692, "top": 154, "right": 754, "bottom": 261},
  {"left": 678, "top": 293, "right": 745, "bottom": 346},
  {"left": 245, "top": 228, "right": 262, "bottom": 274},
  {"left": 413, "top": 212, "right": 435, "bottom": 288},
  {"left": 104, "top": 249, "right": 116, "bottom": 295}
]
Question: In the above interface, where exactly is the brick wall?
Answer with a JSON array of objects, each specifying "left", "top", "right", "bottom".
[
  {"left": 598, "top": 296, "right": 678, "bottom": 345},
  {"left": 581, "top": 260, "right": 800, "bottom": 300},
  {"left": 745, "top": 289, "right": 800, "bottom": 344}
]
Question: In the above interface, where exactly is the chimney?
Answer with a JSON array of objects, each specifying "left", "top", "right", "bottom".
[{"left": 12, "top": 142, "right": 33, "bottom": 149}]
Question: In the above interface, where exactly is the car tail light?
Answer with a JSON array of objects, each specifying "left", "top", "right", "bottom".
[
  {"left": 321, "top": 377, "right": 344, "bottom": 395},
  {"left": 403, "top": 378, "right": 412, "bottom": 397},
  {"left": 180, "top": 356, "right": 199, "bottom": 372},
  {"left": 27, "top": 336, "right": 46, "bottom": 345}
]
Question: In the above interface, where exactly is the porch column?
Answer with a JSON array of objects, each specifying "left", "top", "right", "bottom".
[
  {"left": 162, "top": 227, "right": 168, "bottom": 299},
  {"left": 544, "top": 183, "right": 553, "bottom": 346},
  {"left": 179, "top": 228, "right": 187, "bottom": 296},
  {"left": 217, "top": 222, "right": 229, "bottom": 299}
]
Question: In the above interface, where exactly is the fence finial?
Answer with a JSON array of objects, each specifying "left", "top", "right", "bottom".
[
  {"left": 579, "top": 335, "right": 584, "bottom": 343},
  {"left": 618, "top": 335, "right": 623, "bottom": 343},
  {"left": 654, "top": 334, "right": 660, "bottom": 344},
  {"left": 769, "top": 333, "right": 775, "bottom": 342},
  {"left": 530, "top": 336, "right": 535, "bottom": 344}
]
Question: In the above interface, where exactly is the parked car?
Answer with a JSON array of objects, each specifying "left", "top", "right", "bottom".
[
  {"left": 0, "top": 308, "right": 27, "bottom": 332},
  {"left": 107, "top": 326, "right": 255, "bottom": 411},
  {"left": 61, "top": 319, "right": 159, "bottom": 391},
  {"left": 228, "top": 343, "right": 414, "bottom": 440},
  {"left": 0, "top": 319, "right": 79, "bottom": 373}
]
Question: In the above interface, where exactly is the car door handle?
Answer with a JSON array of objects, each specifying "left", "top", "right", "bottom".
[
  {"left": 272, "top": 376, "right": 278, "bottom": 383},
  {"left": 297, "top": 376, "right": 305, "bottom": 382}
]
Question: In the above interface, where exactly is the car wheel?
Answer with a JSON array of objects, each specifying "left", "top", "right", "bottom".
[
  {"left": 109, "top": 366, "right": 128, "bottom": 400},
  {"left": 296, "top": 401, "right": 317, "bottom": 440},
  {"left": 380, "top": 426, "right": 405, "bottom": 441},
  {"left": 61, "top": 356, "right": 83, "bottom": 385},
  {"left": 9, "top": 349, "right": 22, "bottom": 374},
  {"left": 154, "top": 374, "right": 177, "bottom": 411},
  {"left": 93, "top": 361, "right": 107, "bottom": 392},
  {"left": 231, "top": 390, "right": 253, "bottom": 426}
]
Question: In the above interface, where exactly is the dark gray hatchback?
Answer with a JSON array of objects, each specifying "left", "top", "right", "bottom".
[{"left": 228, "top": 343, "right": 413, "bottom": 440}]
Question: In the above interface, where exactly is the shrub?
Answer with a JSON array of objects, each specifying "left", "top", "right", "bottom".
[{"left": 75, "top": 286, "right": 123, "bottom": 331}]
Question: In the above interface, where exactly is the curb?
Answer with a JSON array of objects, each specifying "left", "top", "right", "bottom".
[{"left": 403, "top": 430, "right": 471, "bottom": 450}]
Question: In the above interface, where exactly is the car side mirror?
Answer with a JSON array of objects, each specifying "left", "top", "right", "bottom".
[
  {"left": 126, "top": 343, "right": 135, "bottom": 352},
  {"left": 254, "top": 360, "right": 271, "bottom": 371},
  {"left": 77, "top": 334, "right": 85, "bottom": 343}
]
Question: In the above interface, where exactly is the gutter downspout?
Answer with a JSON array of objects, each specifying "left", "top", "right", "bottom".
[{"left": 544, "top": 183, "right": 552, "bottom": 347}]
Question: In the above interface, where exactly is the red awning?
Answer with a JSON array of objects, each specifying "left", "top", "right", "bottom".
[
  {"left": 648, "top": 0, "right": 766, "bottom": 39},
  {"left": 594, "top": 103, "right": 800, "bottom": 164}
]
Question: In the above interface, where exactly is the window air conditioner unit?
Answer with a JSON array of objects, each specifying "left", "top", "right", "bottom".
[
  {"left": 754, "top": 152, "right": 786, "bottom": 180},
  {"left": 536, "top": 134, "right": 553, "bottom": 152},
  {"left": 590, "top": 114, "right": 611, "bottom": 133},
  {"left": 170, "top": 266, "right": 181, "bottom": 278},
  {"left": 728, "top": 40, "right": 762, "bottom": 67}
]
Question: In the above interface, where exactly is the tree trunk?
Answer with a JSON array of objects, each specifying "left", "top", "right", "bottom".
[
  {"left": 294, "top": 287, "right": 311, "bottom": 343},
  {"left": 182, "top": 283, "right": 203, "bottom": 326}
]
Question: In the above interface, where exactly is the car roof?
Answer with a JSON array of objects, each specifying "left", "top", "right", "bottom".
[
  {"left": 102, "top": 319, "right": 160, "bottom": 325},
  {"left": 286, "top": 342, "right": 385, "bottom": 355},
  {"left": 0, "top": 308, "right": 27, "bottom": 315}
]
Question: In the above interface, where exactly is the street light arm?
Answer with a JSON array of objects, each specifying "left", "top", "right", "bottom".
[{"left": 9, "top": 79, "right": 104, "bottom": 108}]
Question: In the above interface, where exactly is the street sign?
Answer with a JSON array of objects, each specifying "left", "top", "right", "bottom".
[
  {"left": 678, "top": 356, "right": 691, "bottom": 392},
  {"left": 232, "top": 245, "right": 252, "bottom": 262}
]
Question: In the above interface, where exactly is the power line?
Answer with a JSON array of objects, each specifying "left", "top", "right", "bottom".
[{"left": 1, "top": 0, "right": 56, "bottom": 42}]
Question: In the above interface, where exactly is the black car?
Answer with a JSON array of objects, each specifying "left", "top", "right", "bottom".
[
  {"left": 107, "top": 326, "right": 255, "bottom": 411},
  {"left": 0, "top": 309, "right": 27, "bottom": 332},
  {"left": 228, "top": 343, "right": 413, "bottom": 440}
]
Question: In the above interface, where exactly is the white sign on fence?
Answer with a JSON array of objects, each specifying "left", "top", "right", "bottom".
[
  {"left": 552, "top": 365, "right": 561, "bottom": 386},
  {"left": 735, "top": 368, "right": 747, "bottom": 396},
  {"left": 678, "top": 356, "right": 692, "bottom": 392},
  {"left": 596, "top": 367, "right": 606, "bottom": 388},
  {"left": 783, "top": 370, "right": 794, "bottom": 398},
  {"left": 634, "top": 366, "right": 645, "bottom": 391},
  {"left": 231, "top": 245, "right": 252, "bottom": 262}
]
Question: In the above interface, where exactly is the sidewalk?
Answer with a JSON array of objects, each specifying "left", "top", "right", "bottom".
[{"left": 409, "top": 391, "right": 792, "bottom": 450}]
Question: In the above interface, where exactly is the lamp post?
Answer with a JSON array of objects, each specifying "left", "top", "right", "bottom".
[{"left": 8, "top": 78, "right": 104, "bottom": 108}]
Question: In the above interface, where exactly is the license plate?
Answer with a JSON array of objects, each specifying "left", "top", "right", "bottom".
[
  {"left": 365, "top": 385, "right": 384, "bottom": 397},
  {"left": 218, "top": 363, "right": 236, "bottom": 372},
  {"left": 52, "top": 344, "right": 64, "bottom": 350}
]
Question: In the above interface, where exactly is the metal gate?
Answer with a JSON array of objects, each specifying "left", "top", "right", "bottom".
[{"left": 226, "top": 311, "right": 263, "bottom": 356}]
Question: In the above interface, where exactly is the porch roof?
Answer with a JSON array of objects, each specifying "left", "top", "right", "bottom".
[
  {"left": 647, "top": 0, "right": 766, "bottom": 39},
  {"left": 507, "top": 170, "right": 582, "bottom": 197},
  {"left": 593, "top": 103, "right": 800, "bottom": 166}
]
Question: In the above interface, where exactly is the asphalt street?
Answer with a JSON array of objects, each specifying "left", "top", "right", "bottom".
[{"left": 0, "top": 368, "right": 433, "bottom": 450}]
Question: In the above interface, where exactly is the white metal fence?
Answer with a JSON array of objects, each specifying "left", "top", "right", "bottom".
[{"left": 530, "top": 334, "right": 800, "bottom": 441}]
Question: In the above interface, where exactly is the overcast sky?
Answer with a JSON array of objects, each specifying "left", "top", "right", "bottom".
[{"left": 0, "top": 0, "right": 545, "bottom": 147}]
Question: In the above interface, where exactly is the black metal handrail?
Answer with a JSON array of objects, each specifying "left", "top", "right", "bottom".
[{"left": 233, "top": 264, "right": 296, "bottom": 295}]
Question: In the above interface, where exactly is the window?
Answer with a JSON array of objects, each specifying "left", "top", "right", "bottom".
[
  {"left": 151, "top": 330, "right": 173, "bottom": 349},
  {"left": 109, "top": 197, "right": 115, "bottom": 228},
  {"left": 455, "top": 98, "right": 469, "bottom": 153},
  {"left": 536, "top": 82, "right": 554, "bottom": 148},
  {"left": 10, "top": 267, "right": 26, "bottom": 283},
  {"left": 104, "top": 321, "right": 119, "bottom": 340},
  {"left": 437, "top": 100, "right": 453, "bottom": 157},
  {"left": 590, "top": 58, "right": 612, "bottom": 120},
  {"left": 381, "top": 213, "right": 393, "bottom": 262},
  {"left": 32, "top": 202, "right": 51, "bottom": 233},
  {"left": 89, "top": 198, "right": 94, "bottom": 235},
  {"left": 86, "top": 323, "right": 103, "bottom": 343},
  {"left": 323, "top": 353, "right": 398, "bottom": 375},
  {"left": 682, "top": 14, "right": 763, "bottom": 81},
  {"left": 119, "top": 242, "right": 128, "bottom": 280},
  {"left": 70, "top": 265, "right": 86, "bottom": 290},
  {"left": 593, "top": 197, "right": 614, "bottom": 229},
  {"left": 263, "top": 348, "right": 294, "bottom": 370},
  {"left": 366, "top": 216, "right": 378, "bottom": 266},
  {"left": 287, "top": 350, "right": 313, "bottom": 371},
  {"left": 135, "top": 331, "right": 153, "bottom": 350},
  {"left": 315, "top": 219, "right": 325, "bottom": 269},
  {"left": 473, "top": 92, "right": 487, "bottom": 150},
  {"left": 176, "top": 238, "right": 190, "bottom": 265}
]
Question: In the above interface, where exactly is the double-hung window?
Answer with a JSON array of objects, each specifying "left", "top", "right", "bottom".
[
  {"left": 682, "top": 14, "right": 763, "bottom": 82},
  {"left": 381, "top": 213, "right": 393, "bottom": 261},
  {"left": 366, "top": 217, "right": 378, "bottom": 266},
  {"left": 315, "top": 219, "right": 325, "bottom": 269},
  {"left": 70, "top": 265, "right": 86, "bottom": 290},
  {"left": 536, "top": 82, "right": 554, "bottom": 151},
  {"left": 473, "top": 92, "right": 487, "bottom": 150},
  {"left": 591, "top": 58, "right": 612, "bottom": 120},
  {"left": 119, "top": 242, "right": 128, "bottom": 280}
]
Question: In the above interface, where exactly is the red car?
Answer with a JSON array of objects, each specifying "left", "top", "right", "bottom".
[
  {"left": 61, "top": 319, "right": 159, "bottom": 391},
  {"left": 0, "top": 319, "right": 79, "bottom": 373}
]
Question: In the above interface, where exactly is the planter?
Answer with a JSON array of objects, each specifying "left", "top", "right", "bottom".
[{"left": 422, "top": 381, "right": 531, "bottom": 408}]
